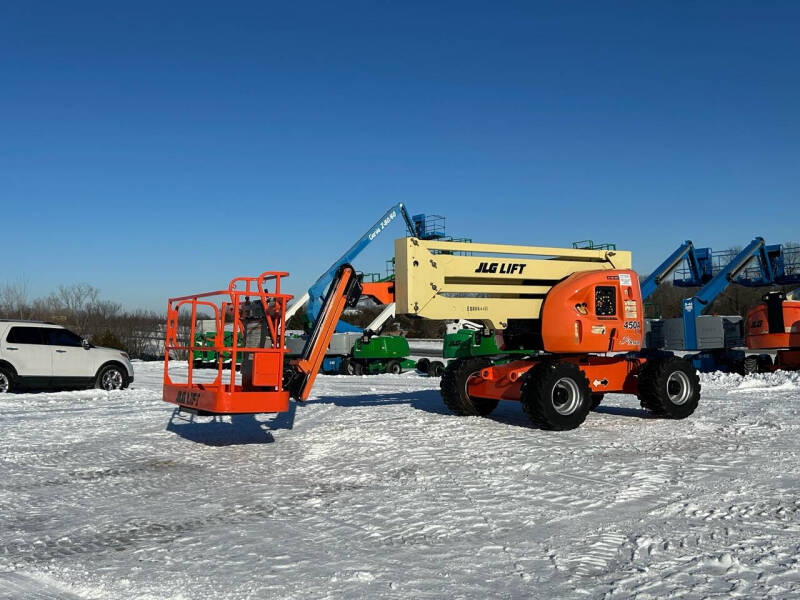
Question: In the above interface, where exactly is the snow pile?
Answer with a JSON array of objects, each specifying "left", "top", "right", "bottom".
[{"left": 702, "top": 370, "right": 800, "bottom": 393}]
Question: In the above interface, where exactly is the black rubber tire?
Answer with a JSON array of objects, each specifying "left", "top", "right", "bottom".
[
  {"left": 758, "top": 354, "right": 774, "bottom": 372},
  {"left": 590, "top": 393, "right": 604, "bottom": 410},
  {"left": 416, "top": 357, "right": 431, "bottom": 374},
  {"left": 743, "top": 356, "right": 759, "bottom": 375},
  {"left": 340, "top": 357, "right": 357, "bottom": 375},
  {"left": 96, "top": 364, "right": 129, "bottom": 391},
  {"left": 428, "top": 361, "right": 445, "bottom": 377},
  {"left": 440, "top": 358, "right": 499, "bottom": 416},
  {"left": 520, "top": 362, "right": 592, "bottom": 430},
  {"left": 637, "top": 356, "right": 700, "bottom": 419},
  {"left": 0, "top": 366, "right": 14, "bottom": 394},
  {"left": 387, "top": 360, "right": 402, "bottom": 375},
  {"left": 353, "top": 362, "right": 364, "bottom": 376}
]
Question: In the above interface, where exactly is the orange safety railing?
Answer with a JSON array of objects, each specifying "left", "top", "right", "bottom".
[{"left": 163, "top": 272, "right": 293, "bottom": 415}]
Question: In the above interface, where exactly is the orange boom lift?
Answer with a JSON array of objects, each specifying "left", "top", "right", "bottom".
[
  {"left": 163, "top": 234, "right": 703, "bottom": 432},
  {"left": 393, "top": 237, "right": 702, "bottom": 430},
  {"left": 744, "top": 290, "right": 800, "bottom": 373}
]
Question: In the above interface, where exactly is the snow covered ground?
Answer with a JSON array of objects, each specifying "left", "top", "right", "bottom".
[{"left": 2, "top": 362, "right": 800, "bottom": 599}]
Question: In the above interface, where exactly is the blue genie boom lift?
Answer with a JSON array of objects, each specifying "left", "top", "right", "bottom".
[
  {"left": 671, "top": 237, "right": 768, "bottom": 371},
  {"left": 639, "top": 240, "right": 712, "bottom": 350},
  {"left": 646, "top": 237, "right": 800, "bottom": 372},
  {"left": 732, "top": 242, "right": 800, "bottom": 287},
  {"left": 288, "top": 203, "right": 416, "bottom": 334},
  {"left": 284, "top": 204, "right": 453, "bottom": 374}
]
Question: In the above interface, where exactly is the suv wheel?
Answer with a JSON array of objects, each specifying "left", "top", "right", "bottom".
[
  {"left": 96, "top": 364, "right": 128, "bottom": 391},
  {"left": 0, "top": 367, "right": 14, "bottom": 394}
]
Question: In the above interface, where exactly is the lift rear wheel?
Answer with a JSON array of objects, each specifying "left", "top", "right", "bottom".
[
  {"left": 590, "top": 393, "right": 604, "bottom": 410},
  {"left": 387, "top": 360, "right": 402, "bottom": 375},
  {"left": 637, "top": 356, "right": 700, "bottom": 419},
  {"left": 440, "top": 358, "right": 499, "bottom": 417},
  {"left": 521, "top": 362, "right": 592, "bottom": 430}
]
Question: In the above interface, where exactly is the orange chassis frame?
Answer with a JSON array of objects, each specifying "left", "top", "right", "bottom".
[
  {"left": 467, "top": 355, "right": 646, "bottom": 402},
  {"left": 163, "top": 272, "right": 293, "bottom": 415}
]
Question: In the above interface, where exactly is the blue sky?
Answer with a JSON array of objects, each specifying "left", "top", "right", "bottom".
[{"left": 2, "top": 2, "right": 798, "bottom": 310}]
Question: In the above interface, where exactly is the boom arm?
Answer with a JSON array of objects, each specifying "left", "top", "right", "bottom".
[
  {"left": 395, "top": 237, "right": 631, "bottom": 330},
  {"left": 299, "top": 203, "right": 414, "bottom": 333},
  {"left": 681, "top": 236, "right": 766, "bottom": 350},
  {"left": 641, "top": 241, "right": 696, "bottom": 299},
  {"left": 364, "top": 303, "right": 396, "bottom": 335},
  {"left": 286, "top": 264, "right": 362, "bottom": 401}
]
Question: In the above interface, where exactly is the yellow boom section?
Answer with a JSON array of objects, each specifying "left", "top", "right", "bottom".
[{"left": 394, "top": 237, "right": 631, "bottom": 330}]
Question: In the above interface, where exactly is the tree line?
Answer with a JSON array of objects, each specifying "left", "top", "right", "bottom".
[{"left": 0, "top": 280, "right": 166, "bottom": 358}]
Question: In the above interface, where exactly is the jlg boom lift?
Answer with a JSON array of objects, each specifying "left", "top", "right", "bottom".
[
  {"left": 164, "top": 235, "right": 701, "bottom": 430},
  {"left": 391, "top": 237, "right": 701, "bottom": 429}
]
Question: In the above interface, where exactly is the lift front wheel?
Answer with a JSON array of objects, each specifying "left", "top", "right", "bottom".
[
  {"left": 440, "top": 358, "right": 499, "bottom": 417},
  {"left": 520, "top": 362, "right": 591, "bottom": 430},
  {"left": 387, "top": 360, "right": 402, "bottom": 375},
  {"left": 638, "top": 356, "right": 700, "bottom": 419}
]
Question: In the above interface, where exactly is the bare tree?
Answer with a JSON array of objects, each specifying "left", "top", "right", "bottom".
[
  {"left": 0, "top": 278, "right": 31, "bottom": 320},
  {"left": 56, "top": 283, "right": 100, "bottom": 334},
  {"left": 783, "top": 241, "right": 800, "bottom": 278}
]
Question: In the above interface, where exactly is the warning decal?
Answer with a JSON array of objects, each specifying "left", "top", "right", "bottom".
[{"left": 624, "top": 300, "right": 638, "bottom": 319}]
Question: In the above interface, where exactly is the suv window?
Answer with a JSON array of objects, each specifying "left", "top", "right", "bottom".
[
  {"left": 46, "top": 328, "right": 83, "bottom": 347},
  {"left": 6, "top": 326, "right": 48, "bottom": 345}
]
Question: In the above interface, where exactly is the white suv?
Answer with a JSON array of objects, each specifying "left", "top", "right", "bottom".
[{"left": 0, "top": 320, "right": 134, "bottom": 393}]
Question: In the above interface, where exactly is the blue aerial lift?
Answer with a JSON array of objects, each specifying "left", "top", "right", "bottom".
[
  {"left": 668, "top": 237, "right": 800, "bottom": 371},
  {"left": 678, "top": 237, "right": 766, "bottom": 361},
  {"left": 734, "top": 243, "right": 800, "bottom": 287},
  {"left": 293, "top": 203, "right": 415, "bottom": 333},
  {"left": 641, "top": 238, "right": 800, "bottom": 371},
  {"left": 284, "top": 203, "right": 455, "bottom": 373},
  {"left": 295, "top": 205, "right": 454, "bottom": 332}
]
